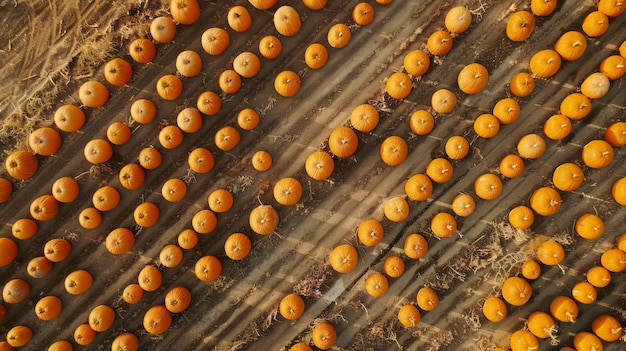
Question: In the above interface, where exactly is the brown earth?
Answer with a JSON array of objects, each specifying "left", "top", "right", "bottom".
[{"left": 1, "top": 0, "right": 625, "bottom": 350}]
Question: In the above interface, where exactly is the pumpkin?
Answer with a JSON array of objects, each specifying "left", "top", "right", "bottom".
[
  {"left": 143, "top": 305, "right": 172, "bottom": 335},
  {"left": 509, "top": 205, "right": 534, "bottom": 229},
  {"left": 555, "top": 31, "right": 587, "bottom": 61},
  {"left": 305, "top": 151, "right": 334, "bottom": 180},
  {"left": 51, "top": 176, "right": 80, "bottom": 203},
  {"left": 598, "top": 0, "right": 626, "bottom": 17},
  {"left": 312, "top": 322, "right": 336, "bottom": 350},
  {"left": 304, "top": 43, "right": 328, "bottom": 70},
  {"left": 493, "top": 98, "right": 520, "bottom": 124},
  {"left": 445, "top": 6, "right": 472, "bottom": 34},
  {"left": 573, "top": 332, "right": 603, "bottom": 351},
  {"left": 65, "top": 269, "right": 93, "bottom": 295},
  {"left": 224, "top": 233, "right": 252, "bottom": 260},
  {"left": 249, "top": 0, "right": 277, "bottom": 10},
  {"left": 119, "top": 164, "right": 145, "bottom": 191},
  {"left": 329, "top": 244, "right": 358, "bottom": 273},
  {"left": 54, "top": 104, "right": 85, "bottom": 132},
  {"left": 5, "top": 150, "right": 38, "bottom": 180},
  {"left": 601, "top": 248, "right": 626, "bottom": 272},
  {"left": 92, "top": 185, "right": 120, "bottom": 212},
  {"left": 582, "top": 139, "right": 614, "bottom": 168},
  {"left": 543, "top": 114, "right": 572, "bottom": 140},
  {"left": 188, "top": 147, "right": 214, "bottom": 174},
  {"left": 79, "top": 80, "right": 109, "bottom": 107},
  {"left": 104, "top": 57, "right": 132, "bottom": 86},
  {"left": 350, "top": 104, "right": 379, "bottom": 132},
  {"left": 327, "top": 23, "right": 351, "bottom": 48},
  {"left": 129, "top": 99, "right": 156, "bottom": 125},
  {"left": 592, "top": 314, "right": 623, "bottom": 342},
  {"left": 613, "top": 177, "right": 626, "bottom": 205},
  {"left": 526, "top": 311, "right": 556, "bottom": 339},
  {"left": 74, "top": 324, "right": 96, "bottom": 345},
  {"left": 604, "top": 121, "right": 626, "bottom": 146},
  {"left": 384, "top": 196, "right": 410, "bottom": 222},
  {"left": 620, "top": 39, "right": 626, "bottom": 58},
  {"left": 274, "top": 70, "right": 301, "bottom": 97},
  {"left": 259, "top": 35, "right": 282, "bottom": 59},
  {"left": 2, "top": 278, "right": 29, "bottom": 303},
  {"left": 474, "top": 113, "right": 500, "bottom": 138},
  {"left": 170, "top": 0, "right": 200, "bottom": 25},
  {"left": 79, "top": 207, "right": 102, "bottom": 229},
  {"left": 289, "top": 344, "right": 313, "bottom": 351},
  {"left": 537, "top": 240, "right": 564, "bottom": 266},
  {"left": 44, "top": 238, "right": 72, "bottom": 262},
  {"left": 357, "top": 219, "right": 384, "bottom": 247},
  {"left": 561, "top": 93, "right": 591, "bottom": 120},
  {"left": 531, "top": 0, "right": 557, "bottom": 16},
  {"left": 483, "top": 296, "right": 507, "bottom": 322},
  {"left": 159, "top": 125, "right": 184, "bottom": 149},
  {"left": 105, "top": 228, "right": 135, "bottom": 255},
  {"left": 249, "top": 205, "right": 279, "bottom": 235},
  {"left": 195, "top": 255, "right": 222, "bottom": 281},
  {"left": 431, "top": 89, "right": 457, "bottom": 114},
  {"left": 383, "top": 255, "right": 405, "bottom": 278},
  {"left": 458, "top": 63, "right": 489, "bottom": 95},
  {"left": 196, "top": 91, "right": 222, "bottom": 116},
  {"left": 156, "top": 74, "right": 183, "bottom": 100},
  {"left": 529, "top": 49, "right": 562, "bottom": 77},
  {"left": 111, "top": 333, "right": 140, "bottom": 351},
  {"left": 353, "top": 2, "right": 375, "bottom": 26},
  {"left": 237, "top": 108, "right": 260, "bottom": 131},
  {"left": 215, "top": 126, "right": 241, "bottom": 151},
  {"left": 416, "top": 287, "right": 439, "bottom": 311},
  {"left": 12, "top": 218, "right": 38, "bottom": 240},
  {"left": 150, "top": 16, "right": 176, "bottom": 43},
  {"left": 161, "top": 178, "right": 187, "bottom": 202},
  {"left": 502, "top": 276, "right": 532, "bottom": 306},
  {"left": 274, "top": 177, "right": 303, "bottom": 205},
  {"left": 529, "top": 187, "right": 562, "bottom": 216},
  {"left": 27, "top": 256, "right": 52, "bottom": 278},
  {"left": 365, "top": 272, "right": 388, "bottom": 298},
  {"left": 89, "top": 304, "right": 115, "bottom": 332},
  {"left": 552, "top": 163, "right": 584, "bottom": 192},
  {"left": 84, "top": 139, "right": 113, "bottom": 164},
  {"left": 583, "top": 11, "right": 610, "bottom": 37},
  {"left": 218, "top": 69, "right": 242, "bottom": 94},
  {"left": 571, "top": 281, "right": 597, "bottom": 304},
  {"left": 599, "top": 55, "right": 626, "bottom": 80},
  {"left": 427, "top": 30, "right": 453, "bottom": 56},
  {"left": 165, "top": 286, "right": 191, "bottom": 313},
  {"left": 128, "top": 38, "right": 156, "bottom": 64},
  {"left": 575, "top": 214, "right": 604, "bottom": 239},
  {"left": 7, "top": 326, "right": 32, "bottom": 347},
  {"left": 398, "top": 304, "right": 420, "bottom": 328},
  {"left": 404, "top": 233, "right": 428, "bottom": 259},
  {"left": 178, "top": 229, "right": 199, "bottom": 250},
  {"left": 228, "top": 6, "right": 252, "bottom": 32},
  {"left": 233, "top": 51, "right": 261, "bottom": 78},
  {"left": 506, "top": 11, "right": 535, "bottom": 42},
  {"left": 500, "top": 154, "right": 525, "bottom": 178},
  {"left": 207, "top": 189, "right": 234, "bottom": 213},
  {"left": 509, "top": 330, "right": 539, "bottom": 351},
  {"left": 107, "top": 122, "right": 131, "bottom": 146},
  {"left": 410, "top": 110, "right": 435, "bottom": 135},
  {"left": 122, "top": 284, "right": 144, "bottom": 304},
  {"left": 431, "top": 212, "right": 456, "bottom": 237},
  {"left": 586, "top": 266, "right": 612, "bottom": 288},
  {"left": 138, "top": 265, "right": 162, "bottom": 291},
  {"left": 274, "top": 6, "right": 301, "bottom": 36},
  {"left": 159, "top": 245, "right": 183, "bottom": 268},
  {"left": 176, "top": 50, "right": 202, "bottom": 78},
  {"left": 35, "top": 295, "right": 62, "bottom": 320},
  {"left": 251, "top": 150, "right": 272, "bottom": 172},
  {"left": 385, "top": 72, "right": 412, "bottom": 99},
  {"left": 201, "top": 28, "right": 230, "bottom": 56},
  {"left": 521, "top": 259, "right": 541, "bottom": 280},
  {"left": 138, "top": 147, "right": 162, "bottom": 170},
  {"left": 426, "top": 158, "right": 454, "bottom": 183},
  {"left": 380, "top": 135, "right": 408, "bottom": 166},
  {"left": 29, "top": 127, "right": 62, "bottom": 156},
  {"left": 445, "top": 135, "right": 469, "bottom": 160},
  {"left": 48, "top": 340, "right": 73, "bottom": 351},
  {"left": 509, "top": 72, "right": 535, "bottom": 97},
  {"left": 405, "top": 173, "right": 433, "bottom": 201},
  {"left": 474, "top": 173, "right": 503, "bottom": 200},
  {"left": 451, "top": 193, "right": 476, "bottom": 217},
  {"left": 279, "top": 293, "right": 305, "bottom": 320},
  {"left": 403, "top": 50, "right": 430, "bottom": 77},
  {"left": 329, "top": 126, "right": 358, "bottom": 157},
  {"left": 192, "top": 209, "right": 217, "bottom": 234},
  {"left": 303, "top": 0, "right": 328, "bottom": 10},
  {"left": 517, "top": 133, "right": 546, "bottom": 159}
]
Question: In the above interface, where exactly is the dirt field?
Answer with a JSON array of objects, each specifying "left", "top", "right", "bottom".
[{"left": 1, "top": 0, "right": 625, "bottom": 350}]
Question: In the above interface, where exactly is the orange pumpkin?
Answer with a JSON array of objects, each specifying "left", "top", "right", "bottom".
[
  {"left": 64, "top": 269, "right": 93, "bottom": 295},
  {"left": 156, "top": 74, "right": 183, "bottom": 101},
  {"left": 357, "top": 219, "right": 384, "bottom": 247},
  {"left": 510, "top": 330, "right": 539, "bottom": 351},
  {"left": 78, "top": 207, "right": 102, "bottom": 229},
  {"left": 29, "top": 127, "right": 62, "bottom": 156},
  {"left": 474, "top": 173, "right": 502, "bottom": 200},
  {"left": 161, "top": 178, "right": 187, "bottom": 202},
  {"left": 426, "top": 157, "right": 453, "bottom": 183},
  {"left": 138, "top": 265, "right": 162, "bottom": 291},
  {"left": 11, "top": 218, "right": 37, "bottom": 240},
  {"left": 233, "top": 51, "right": 261, "bottom": 78},
  {"left": 7, "top": 325, "right": 33, "bottom": 348},
  {"left": 445, "top": 135, "right": 469, "bottom": 160},
  {"left": 134, "top": 202, "right": 160, "bottom": 227},
  {"left": 398, "top": 304, "right": 420, "bottom": 328},
  {"left": 575, "top": 213, "right": 604, "bottom": 239},
  {"left": 208, "top": 188, "right": 234, "bottom": 213},
  {"left": 327, "top": 23, "right": 351, "bottom": 48},
  {"left": 473, "top": 113, "right": 500, "bottom": 138},
  {"left": 122, "top": 283, "right": 144, "bottom": 304},
  {"left": 139, "top": 146, "right": 162, "bottom": 170},
  {"left": 543, "top": 114, "right": 572, "bottom": 140},
  {"left": 620, "top": 39, "right": 626, "bottom": 58},
  {"left": 159, "top": 125, "right": 184, "bottom": 149},
  {"left": 178, "top": 229, "right": 199, "bottom": 250},
  {"left": 218, "top": 69, "right": 242, "bottom": 94},
  {"left": 410, "top": 110, "right": 435, "bottom": 135},
  {"left": 586, "top": 266, "right": 612, "bottom": 288},
  {"left": 176, "top": 50, "right": 202, "bottom": 78},
  {"left": 44, "top": 238, "right": 72, "bottom": 262},
  {"left": 159, "top": 245, "right": 183, "bottom": 268},
  {"left": 493, "top": 98, "right": 520, "bottom": 125},
  {"left": 501, "top": 276, "right": 532, "bottom": 306},
  {"left": 119, "top": 163, "right": 145, "bottom": 190},
  {"left": 508, "top": 205, "right": 534, "bottom": 229},
  {"left": 273, "top": 177, "right": 303, "bottom": 205},
  {"left": 105, "top": 228, "right": 135, "bottom": 255},
  {"left": 509, "top": 72, "right": 535, "bottom": 97},
  {"left": 573, "top": 332, "right": 603, "bottom": 351},
  {"left": 529, "top": 187, "right": 561, "bottom": 216},
  {"left": 274, "top": 6, "right": 301, "bottom": 36},
  {"left": 365, "top": 272, "right": 388, "bottom": 298},
  {"left": 531, "top": 0, "right": 557, "bottom": 16},
  {"left": 248, "top": 205, "right": 278, "bottom": 235},
  {"left": 403, "top": 50, "right": 430, "bottom": 77},
  {"left": 215, "top": 126, "right": 240, "bottom": 151},
  {"left": 529, "top": 49, "right": 562, "bottom": 77},
  {"left": 526, "top": 311, "right": 556, "bottom": 339},
  {"left": 164, "top": 286, "right": 192, "bottom": 314},
  {"left": 482, "top": 296, "right": 507, "bottom": 322},
  {"left": 289, "top": 344, "right": 313, "bottom": 351},
  {"left": 89, "top": 304, "right": 115, "bottom": 332},
  {"left": 201, "top": 28, "right": 230, "bottom": 56},
  {"left": 329, "top": 244, "right": 358, "bottom": 273},
  {"left": 506, "top": 11, "right": 535, "bottom": 42},
  {"left": 560, "top": 93, "right": 591, "bottom": 120},
  {"left": 224, "top": 233, "right": 252, "bottom": 260},
  {"left": 592, "top": 314, "right": 623, "bottom": 342},
  {"left": 92, "top": 185, "right": 120, "bottom": 212},
  {"left": 517, "top": 133, "right": 546, "bottom": 159},
  {"left": 143, "top": 305, "right": 172, "bottom": 335},
  {"left": 30, "top": 194, "right": 59, "bottom": 221},
  {"left": 249, "top": 0, "right": 277, "bottom": 10},
  {"left": 329, "top": 126, "right": 358, "bottom": 157},
  {"left": 521, "top": 259, "right": 541, "bottom": 280},
  {"left": 259, "top": 35, "right": 282, "bottom": 59},
  {"left": 305, "top": 151, "right": 334, "bottom": 180},
  {"left": 431, "top": 89, "right": 457, "bottom": 114},
  {"left": 604, "top": 121, "right": 626, "bottom": 146},
  {"left": 431, "top": 212, "right": 456, "bottom": 237},
  {"left": 599, "top": 55, "right": 626, "bottom": 80},
  {"left": 452, "top": 193, "right": 476, "bottom": 217},
  {"left": 2, "top": 278, "right": 30, "bottom": 303},
  {"left": 5, "top": 150, "right": 38, "bottom": 180},
  {"left": 598, "top": 0, "right": 626, "bottom": 18},
  {"left": 601, "top": 248, "right": 626, "bottom": 272},
  {"left": 74, "top": 324, "right": 96, "bottom": 345},
  {"left": 194, "top": 255, "right": 222, "bottom": 281},
  {"left": 84, "top": 139, "right": 113, "bottom": 164},
  {"left": 405, "top": 173, "right": 433, "bottom": 201},
  {"left": 499, "top": 154, "right": 525, "bottom": 178},
  {"left": 111, "top": 333, "right": 139, "bottom": 351},
  {"left": 48, "top": 340, "right": 73, "bottom": 351},
  {"left": 188, "top": 147, "right": 214, "bottom": 173},
  {"left": 150, "top": 16, "right": 176, "bottom": 43},
  {"left": 303, "top": 0, "right": 328, "bottom": 10},
  {"left": 613, "top": 177, "right": 626, "bottom": 205},
  {"left": 353, "top": 2, "right": 375, "bottom": 26},
  {"left": 385, "top": 72, "right": 412, "bottom": 99},
  {"left": 416, "top": 287, "right": 439, "bottom": 311},
  {"left": 555, "top": 31, "right": 587, "bottom": 61},
  {"left": 445, "top": 6, "right": 472, "bottom": 34},
  {"left": 457, "top": 63, "right": 489, "bottom": 95},
  {"left": 571, "top": 281, "right": 597, "bottom": 304},
  {"left": 107, "top": 122, "right": 131, "bottom": 145},
  {"left": 427, "top": 30, "right": 453, "bottom": 56},
  {"left": 78, "top": 80, "right": 109, "bottom": 108},
  {"left": 170, "top": 0, "right": 200, "bottom": 25},
  {"left": 312, "top": 322, "right": 336, "bottom": 350},
  {"left": 51, "top": 176, "right": 79, "bottom": 203},
  {"left": 384, "top": 196, "right": 409, "bottom": 222},
  {"left": 27, "top": 256, "right": 52, "bottom": 278},
  {"left": 552, "top": 163, "right": 584, "bottom": 192},
  {"left": 104, "top": 57, "right": 132, "bottom": 86},
  {"left": 403, "top": 233, "right": 428, "bottom": 259},
  {"left": 228, "top": 5, "right": 252, "bottom": 32},
  {"left": 237, "top": 108, "right": 260, "bottom": 131},
  {"left": 350, "top": 104, "right": 379, "bottom": 132},
  {"left": 304, "top": 43, "right": 328, "bottom": 70},
  {"left": 383, "top": 255, "right": 405, "bottom": 278},
  {"left": 274, "top": 70, "right": 301, "bottom": 97},
  {"left": 128, "top": 38, "right": 156, "bottom": 64},
  {"left": 537, "top": 240, "right": 564, "bottom": 265},
  {"left": 54, "top": 104, "right": 85, "bottom": 132},
  {"left": 279, "top": 293, "right": 305, "bottom": 320},
  {"left": 583, "top": 11, "right": 610, "bottom": 37},
  {"left": 196, "top": 91, "right": 222, "bottom": 116},
  {"left": 582, "top": 139, "right": 614, "bottom": 168},
  {"left": 380, "top": 135, "right": 408, "bottom": 166}
]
